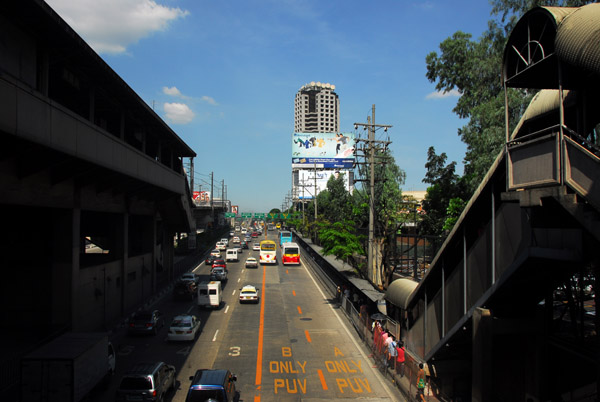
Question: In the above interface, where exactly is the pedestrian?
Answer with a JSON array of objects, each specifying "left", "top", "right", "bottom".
[
  {"left": 379, "top": 329, "right": 389, "bottom": 355},
  {"left": 352, "top": 292, "right": 359, "bottom": 306},
  {"left": 372, "top": 321, "right": 381, "bottom": 351},
  {"left": 343, "top": 286, "right": 350, "bottom": 299},
  {"left": 416, "top": 362, "right": 426, "bottom": 396},
  {"left": 387, "top": 336, "right": 397, "bottom": 370},
  {"left": 396, "top": 341, "right": 405, "bottom": 377},
  {"left": 336, "top": 285, "right": 341, "bottom": 301}
]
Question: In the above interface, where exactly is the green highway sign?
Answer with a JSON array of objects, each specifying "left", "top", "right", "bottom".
[
  {"left": 281, "top": 213, "right": 289, "bottom": 219},
  {"left": 268, "top": 213, "right": 279, "bottom": 219},
  {"left": 253, "top": 213, "right": 265, "bottom": 219},
  {"left": 225, "top": 213, "right": 236, "bottom": 218},
  {"left": 242, "top": 213, "right": 252, "bottom": 218}
]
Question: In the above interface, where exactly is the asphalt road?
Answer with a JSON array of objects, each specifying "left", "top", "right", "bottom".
[{"left": 91, "top": 231, "right": 405, "bottom": 402}]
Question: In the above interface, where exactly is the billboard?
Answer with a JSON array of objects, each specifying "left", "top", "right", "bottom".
[
  {"left": 292, "top": 132, "right": 355, "bottom": 168},
  {"left": 293, "top": 169, "right": 353, "bottom": 199},
  {"left": 193, "top": 191, "right": 210, "bottom": 202}
]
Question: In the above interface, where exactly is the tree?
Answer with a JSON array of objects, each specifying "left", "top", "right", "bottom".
[{"left": 318, "top": 220, "right": 365, "bottom": 269}]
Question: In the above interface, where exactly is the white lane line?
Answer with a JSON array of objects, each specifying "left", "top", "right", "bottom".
[
  {"left": 237, "top": 278, "right": 241, "bottom": 283},
  {"left": 232, "top": 290, "right": 236, "bottom": 296},
  {"left": 212, "top": 329, "right": 219, "bottom": 342},
  {"left": 300, "top": 260, "right": 399, "bottom": 400},
  {"left": 186, "top": 305, "right": 194, "bottom": 314},
  {"left": 224, "top": 305, "right": 229, "bottom": 314}
]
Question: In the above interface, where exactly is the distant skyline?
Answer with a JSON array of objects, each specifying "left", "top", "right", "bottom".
[{"left": 44, "top": 0, "right": 494, "bottom": 212}]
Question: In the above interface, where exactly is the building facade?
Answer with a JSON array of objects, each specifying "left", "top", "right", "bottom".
[{"left": 294, "top": 82, "right": 339, "bottom": 133}]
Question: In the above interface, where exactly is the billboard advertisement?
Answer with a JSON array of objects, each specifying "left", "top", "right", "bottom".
[
  {"left": 293, "top": 169, "right": 353, "bottom": 199},
  {"left": 292, "top": 132, "right": 355, "bottom": 168},
  {"left": 193, "top": 191, "right": 210, "bottom": 202}
]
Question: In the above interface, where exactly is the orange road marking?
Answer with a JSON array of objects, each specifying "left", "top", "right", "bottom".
[
  {"left": 292, "top": 290, "right": 296, "bottom": 296},
  {"left": 255, "top": 264, "right": 266, "bottom": 386},
  {"left": 254, "top": 396, "right": 261, "bottom": 402},
  {"left": 305, "top": 330, "right": 312, "bottom": 343},
  {"left": 317, "top": 369, "right": 328, "bottom": 390},
  {"left": 286, "top": 269, "right": 289, "bottom": 274},
  {"left": 297, "top": 306, "right": 302, "bottom": 315}
]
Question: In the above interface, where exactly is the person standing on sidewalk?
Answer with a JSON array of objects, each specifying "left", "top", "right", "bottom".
[
  {"left": 387, "top": 336, "right": 397, "bottom": 370},
  {"left": 416, "top": 362, "right": 426, "bottom": 397},
  {"left": 396, "top": 341, "right": 405, "bottom": 377}
]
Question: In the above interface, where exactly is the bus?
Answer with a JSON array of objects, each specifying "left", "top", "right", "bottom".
[
  {"left": 279, "top": 230, "right": 292, "bottom": 246},
  {"left": 281, "top": 242, "right": 300, "bottom": 265},
  {"left": 259, "top": 240, "right": 277, "bottom": 264}
]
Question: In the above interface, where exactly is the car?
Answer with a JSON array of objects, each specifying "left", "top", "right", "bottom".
[
  {"left": 234, "top": 244, "right": 243, "bottom": 253},
  {"left": 181, "top": 272, "right": 200, "bottom": 285},
  {"left": 128, "top": 310, "right": 165, "bottom": 335},
  {"left": 210, "top": 267, "right": 228, "bottom": 282},
  {"left": 229, "top": 231, "right": 234, "bottom": 237},
  {"left": 185, "top": 369, "right": 237, "bottom": 402},
  {"left": 174, "top": 280, "right": 197, "bottom": 301},
  {"left": 211, "top": 249, "right": 221, "bottom": 257},
  {"left": 241, "top": 241, "right": 249, "bottom": 250},
  {"left": 115, "top": 362, "right": 176, "bottom": 402},
  {"left": 205, "top": 255, "right": 217, "bottom": 265},
  {"left": 212, "top": 259, "right": 227, "bottom": 271},
  {"left": 167, "top": 314, "right": 201, "bottom": 341},
  {"left": 251, "top": 232, "right": 259, "bottom": 238},
  {"left": 232, "top": 236, "right": 240, "bottom": 244},
  {"left": 245, "top": 257, "right": 258, "bottom": 269},
  {"left": 241, "top": 228, "right": 247, "bottom": 234},
  {"left": 220, "top": 238, "right": 229, "bottom": 245},
  {"left": 253, "top": 242, "right": 260, "bottom": 251},
  {"left": 216, "top": 241, "right": 227, "bottom": 250},
  {"left": 239, "top": 285, "right": 259, "bottom": 303}
]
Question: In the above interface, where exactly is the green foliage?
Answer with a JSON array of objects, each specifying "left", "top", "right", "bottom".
[
  {"left": 443, "top": 197, "right": 467, "bottom": 232},
  {"left": 318, "top": 220, "right": 365, "bottom": 264}
]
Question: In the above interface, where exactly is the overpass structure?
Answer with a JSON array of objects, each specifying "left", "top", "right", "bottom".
[
  {"left": 385, "top": 5, "right": 600, "bottom": 401},
  {"left": 0, "top": 0, "right": 197, "bottom": 344}
]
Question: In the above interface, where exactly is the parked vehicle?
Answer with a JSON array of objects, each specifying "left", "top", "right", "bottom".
[
  {"left": 185, "top": 369, "right": 237, "bottom": 402},
  {"left": 128, "top": 310, "right": 165, "bottom": 335},
  {"left": 174, "top": 280, "right": 197, "bottom": 301},
  {"left": 115, "top": 361, "right": 175, "bottom": 402},
  {"left": 197, "top": 281, "right": 222, "bottom": 309},
  {"left": 21, "top": 332, "right": 116, "bottom": 402}
]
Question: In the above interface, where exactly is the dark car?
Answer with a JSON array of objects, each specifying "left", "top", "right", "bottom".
[
  {"left": 241, "top": 241, "right": 249, "bottom": 249},
  {"left": 174, "top": 280, "right": 197, "bottom": 301},
  {"left": 116, "top": 362, "right": 176, "bottom": 402},
  {"left": 186, "top": 369, "right": 237, "bottom": 402},
  {"left": 205, "top": 255, "right": 217, "bottom": 266},
  {"left": 128, "top": 310, "right": 165, "bottom": 335}
]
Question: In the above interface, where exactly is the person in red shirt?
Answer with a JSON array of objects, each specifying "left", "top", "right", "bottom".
[{"left": 396, "top": 341, "right": 405, "bottom": 377}]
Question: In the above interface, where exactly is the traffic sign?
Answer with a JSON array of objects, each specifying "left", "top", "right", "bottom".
[
  {"left": 225, "top": 212, "right": 236, "bottom": 218},
  {"left": 242, "top": 213, "right": 252, "bottom": 218},
  {"left": 268, "top": 213, "right": 279, "bottom": 219},
  {"left": 281, "top": 213, "right": 289, "bottom": 219},
  {"left": 253, "top": 213, "right": 265, "bottom": 219}
]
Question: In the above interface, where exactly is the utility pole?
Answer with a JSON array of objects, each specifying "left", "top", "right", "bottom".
[
  {"left": 189, "top": 157, "right": 194, "bottom": 193},
  {"left": 354, "top": 104, "right": 392, "bottom": 287},
  {"left": 314, "top": 161, "right": 318, "bottom": 221},
  {"left": 210, "top": 172, "right": 214, "bottom": 229}
]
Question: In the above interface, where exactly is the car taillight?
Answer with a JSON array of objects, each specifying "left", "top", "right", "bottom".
[
  {"left": 152, "top": 390, "right": 157, "bottom": 397},
  {"left": 146, "top": 323, "right": 153, "bottom": 327},
  {"left": 186, "top": 330, "right": 192, "bottom": 334},
  {"left": 129, "top": 323, "right": 134, "bottom": 327}
]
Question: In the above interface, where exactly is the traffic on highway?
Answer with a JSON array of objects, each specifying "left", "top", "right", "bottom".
[{"left": 89, "top": 225, "right": 404, "bottom": 402}]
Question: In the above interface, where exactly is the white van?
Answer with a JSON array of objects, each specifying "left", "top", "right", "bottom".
[
  {"left": 225, "top": 248, "right": 238, "bottom": 262},
  {"left": 197, "top": 281, "right": 222, "bottom": 309}
]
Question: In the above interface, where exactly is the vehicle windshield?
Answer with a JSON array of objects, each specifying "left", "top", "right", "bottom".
[
  {"left": 284, "top": 247, "right": 299, "bottom": 254},
  {"left": 261, "top": 243, "right": 276, "bottom": 251},
  {"left": 119, "top": 377, "right": 152, "bottom": 390}
]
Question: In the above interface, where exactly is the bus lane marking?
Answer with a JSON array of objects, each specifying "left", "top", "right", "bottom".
[
  {"left": 292, "top": 290, "right": 296, "bottom": 296},
  {"left": 304, "top": 330, "right": 311, "bottom": 343},
  {"left": 317, "top": 369, "right": 328, "bottom": 390},
  {"left": 254, "top": 263, "right": 267, "bottom": 392},
  {"left": 297, "top": 306, "right": 302, "bottom": 315},
  {"left": 271, "top": 347, "right": 308, "bottom": 395}
]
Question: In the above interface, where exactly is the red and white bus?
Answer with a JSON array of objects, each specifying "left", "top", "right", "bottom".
[{"left": 281, "top": 242, "right": 300, "bottom": 265}]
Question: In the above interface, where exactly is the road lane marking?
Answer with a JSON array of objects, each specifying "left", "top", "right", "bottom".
[
  {"left": 232, "top": 290, "right": 236, "bottom": 296},
  {"left": 186, "top": 305, "right": 194, "bottom": 314},
  {"left": 317, "top": 369, "right": 328, "bottom": 390},
  {"left": 304, "top": 330, "right": 311, "bottom": 343},
  {"left": 224, "top": 305, "right": 229, "bottom": 314},
  {"left": 238, "top": 277, "right": 241, "bottom": 283},
  {"left": 212, "top": 329, "right": 219, "bottom": 342},
  {"left": 297, "top": 306, "right": 302, "bottom": 315},
  {"left": 255, "top": 263, "right": 266, "bottom": 387},
  {"left": 292, "top": 290, "right": 296, "bottom": 296},
  {"left": 300, "top": 260, "right": 398, "bottom": 399}
]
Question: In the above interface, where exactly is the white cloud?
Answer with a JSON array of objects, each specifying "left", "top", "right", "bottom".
[
  {"left": 164, "top": 102, "right": 194, "bottom": 124},
  {"left": 163, "top": 86, "right": 182, "bottom": 97},
  {"left": 426, "top": 89, "right": 461, "bottom": 100},
  {"left": 201, "top": 96, "right": 218, "bottom": 106},
  {"left": 45, "top": 0, "right": 189, "bottom": 55}
]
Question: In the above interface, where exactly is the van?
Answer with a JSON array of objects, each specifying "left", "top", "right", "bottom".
[
  {"left": 197, "top": 281, "right": 222, "bottom": 309},
  {"left": 225, "top": 248, "right": 238, "bottom": 262}
]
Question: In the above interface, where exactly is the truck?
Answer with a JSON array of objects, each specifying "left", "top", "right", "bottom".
[{"left": 20, "top": 332, "right": 116, "bottom": 402}]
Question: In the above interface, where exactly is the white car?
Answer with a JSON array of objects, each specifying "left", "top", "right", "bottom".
[
  {"left": 210, "top": 249, "right": 221, "bottom": 257},
  {"left": 239, "top": 285, "right": 259, "bottom": 304},
  {"left": 253, "top": 242, "right": 260, "bottom": 251},
  {"left": 216, "top": 241, "right": 227, "bottom": 250},
  {"left": 167, "top": 315, "right": 201, "bottom": 341},
  {"left": 245, "top": 257, "right": 258, "bottom": 269}
]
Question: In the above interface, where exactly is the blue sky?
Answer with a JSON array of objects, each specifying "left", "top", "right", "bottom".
[{"left": 45, "top": 0, "right": 494, "bottom": 213}]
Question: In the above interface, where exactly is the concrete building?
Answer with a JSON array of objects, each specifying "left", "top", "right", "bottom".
[{"left": 294, "top": 82, "right": 339, "bottom": 133}]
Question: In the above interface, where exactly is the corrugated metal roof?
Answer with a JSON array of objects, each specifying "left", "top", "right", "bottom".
[
  {"left": 540, "top": 6, "right": 578, "bottom": 24},
  {"left": 385, "top": 278, "right": 418, "bottom": 310},
  {"left": 554, "top": 3, "right": 600, "bottom": 75}
]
